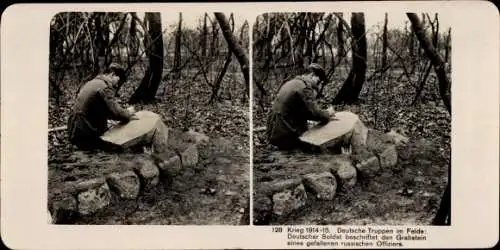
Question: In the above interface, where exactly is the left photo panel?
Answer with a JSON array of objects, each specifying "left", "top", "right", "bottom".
[{"left": 47, "top": 11, "right": 251, "bottom": 225}]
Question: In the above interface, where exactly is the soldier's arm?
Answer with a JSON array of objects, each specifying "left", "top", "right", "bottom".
[
  {"left": 299, "top": 87, "right": 330, "bottom": 124},
  {"left": 99, "top": 87, "right": 133, "bottom": 122}
]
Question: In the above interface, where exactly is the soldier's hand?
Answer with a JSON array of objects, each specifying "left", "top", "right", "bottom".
[
  {"left": 326, "top": 106, "right": 339, "bottom": 121},
  {"left": 329, "top": 114, "right": 339, "bottom": 121},
  {"left": 126, "top": 106, "right": 136, "bottom": 114}
]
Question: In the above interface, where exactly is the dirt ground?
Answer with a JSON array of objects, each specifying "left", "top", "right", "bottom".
[
  {"left": 252, "top": 67, "right": 451, "bottom": 225},
  {"left": 48, "top": 67, "right": 251, "bottom": 225},
  {"left": 49, "top": 136, "right": 250, "bottom": 225},
  {"left": 253, "top": 135, "right": 448, "bottom": 225}
]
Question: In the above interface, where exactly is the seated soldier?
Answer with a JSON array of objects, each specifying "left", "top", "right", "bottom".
[
  {"left": 67, "top": 63, "right": 138, "bottom": 151},
  {"left": 266, "top": 63, "right": 335, "bottom": 150}
]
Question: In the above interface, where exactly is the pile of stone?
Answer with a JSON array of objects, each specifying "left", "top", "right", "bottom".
[
  {"left": 254, "top": 111, "right": 409, "bottom": 224},
  {"left": 48, "top": 111, "right": 209, "bottom": 224}
]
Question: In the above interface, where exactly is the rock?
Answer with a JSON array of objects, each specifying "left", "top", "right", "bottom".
[
  {"left": 366, "top": 129, "right": 391, "bottom": 154},
  {"left": 356, "top": 156, "right": 380, "bottom": 177},
  {"left": 100, "top": 111, "right": 168, "bottom": 151},
  {"left": 379, "top": 145, "right": 398, "bottom": 168},
  {"left": 350, "top": 119, "right": 369, "bottom": 151},
  {"left": 106, "top": 171, "right": 140, "bottom": 199},
  {"left": 161, "top": 155, "right": 182, "bottom": 176},
  {"left": 49, "top": 193, "right": 78, "bottom": 224},
  {"left": 253, "top": 194, "right": 273, "bottom": 225},
  {"left": 299, "top": 111, "right": 361, "bottom": 149},
  {"left": 136, "top": 160, "right": 160, "bottom": 188},
  {"left": 272, "top": 184, "right": 308, "bottom": 217},
  {"left": 336, "top": 163, "right": 357, "bottom": 187},
  {"left": 180, "top": 144, "right": 199, "bottom": 167},
  {"left": 77, "top": 183, "right": 112, "bottom": 215},
  {"left": 151, "top": 121, "right": 170, "bottom": 153},
  {"left": 154, "top": 150, "right": 182, "bottom": 177},
  {"left": 329, "top": 155, "right": 352, "bottom": 173},
  {"left": 63, "top": 177, "right": 107, "bottom": 194},
  {"left": 351, "top": 145, "right": 373, "bottom": 161},
  {"left": 302, "top": 172, "right": 337, "bottom": 200},
  {"left": 259, "top": 178, "right": 303, "bottom": 196},
  {"left": 185, "top": 129, "right": 210, "bottom": 145},
  {"left": 385, "top": 129, "right": 409, "bottom": 146}
]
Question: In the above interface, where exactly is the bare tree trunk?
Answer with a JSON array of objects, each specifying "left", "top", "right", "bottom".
[
  {"left": 261, "top": 14, "right": 276, "bottom": 76},
  {"left": 407, "top": 12, "right": 451, "bottom": 226},
  {"left": 105, "top": 13, "right": 128, "bottom": 62},
  {"left": 336, "top": 13, "right": 345, "bottom": 58},
  {"left": 229, "top": 13, "right": 235, "bottom": 31},
  {"left": 382, "top": 13, "right": 388, "bottom": 69},
  {"left": 294, "top": 13, "right": 308, "bottom": 71},
  {"left": 129, "top": 12, "right": 164, "bottom": 104},
  {"left": 240, "top": 20, "right": 248, "bottom": 43},
  {"left": 305, "top": 13, "right": 318, "bottom": 65},
  {"left": 210, "top": 18, "right": 219, "bottom": 58},
  {"left": 332, "top": 13, "right": 367, "bottom": 104},
  {"left": 412, "top": 13, "right": 441, "bottom": 105},
  {"left": 444, "top": 27, "right": 451, "bottom": 63},
  {"left": 49, "top": 21, "right": 63, "bottom": 106},
  {"left": 412, "top": 61, "right": 432, "bottom": 105},
  {"left": 214, "top": 12, "right": 250, "bottom": 98},
  {"left": 201, "top": 13, "right": 208, "bottom": 58},
  {"left": 434, "top": 13, "right": 439, "bottom": 48},
  {"left": 49, "top": 23, "right": 63, "bottom": 106},
  {"left": 432, "top": 176, "right": 451, "bottom": 225},
  {"left": 209, "top": 49, "right": 232, "bottom": 104},
  {"left": 174, "top": 12, "right": 182, "bottom": 72},
  {"left": 407, "top": 21, "right": 415, "bottom": 58},
  {"left": 208, "top": 14, "right": 235, "bottom": 103},
  {"left": 426, "top": 13, "right": 439, "bottom": 49},
  {"left": 407, "top": 13, "right": 451, "bottom": 113},
  {"left": 102, "top": 16, "right": 111, "bottom": 67},
  {"left": 313, "top": 14, "right": 332, "bottom": 63},
  {"left": 129, "top": 13, "right": 140, "bottom": 59},
  {"left": 321, "top": 42, "right": 327, "bottom": 65},
  {"left": 93, "top": 12, "right": 105, "bottom": 75}
]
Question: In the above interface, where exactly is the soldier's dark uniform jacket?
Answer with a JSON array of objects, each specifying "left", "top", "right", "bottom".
[
  {"left": 266, "top": 75, "right": 330, "bottom": 150},
  {"left": 67, "top": 74, "right": 133, "bottom": 150}
]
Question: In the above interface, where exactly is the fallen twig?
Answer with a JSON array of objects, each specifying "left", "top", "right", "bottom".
[
  {"left": 49, "top": 126, "right": 67, "bottom": 132},
  {"left": 253, "top": 126, "right": 266, "bottom": 132}
]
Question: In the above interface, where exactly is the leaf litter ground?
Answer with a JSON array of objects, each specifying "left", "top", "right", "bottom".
[
  {"left": 253, "top": 68, "right": 451, "bottom": 225},
  {"left": 49, "top": 66, "right": 250, "bottom": 225}
]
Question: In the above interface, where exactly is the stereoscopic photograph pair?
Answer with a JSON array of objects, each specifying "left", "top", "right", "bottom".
[{"left": 47, "top": 11, "right": 451, "bottom": 226}]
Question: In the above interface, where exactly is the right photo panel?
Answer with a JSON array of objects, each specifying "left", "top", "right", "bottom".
[{"left": 252, "top": 12, "right": 451, "bottom": 226}]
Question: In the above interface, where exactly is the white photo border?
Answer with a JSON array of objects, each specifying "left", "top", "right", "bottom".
[{"left": 1, "top": 1, "right": 499, "bottom": 249}]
